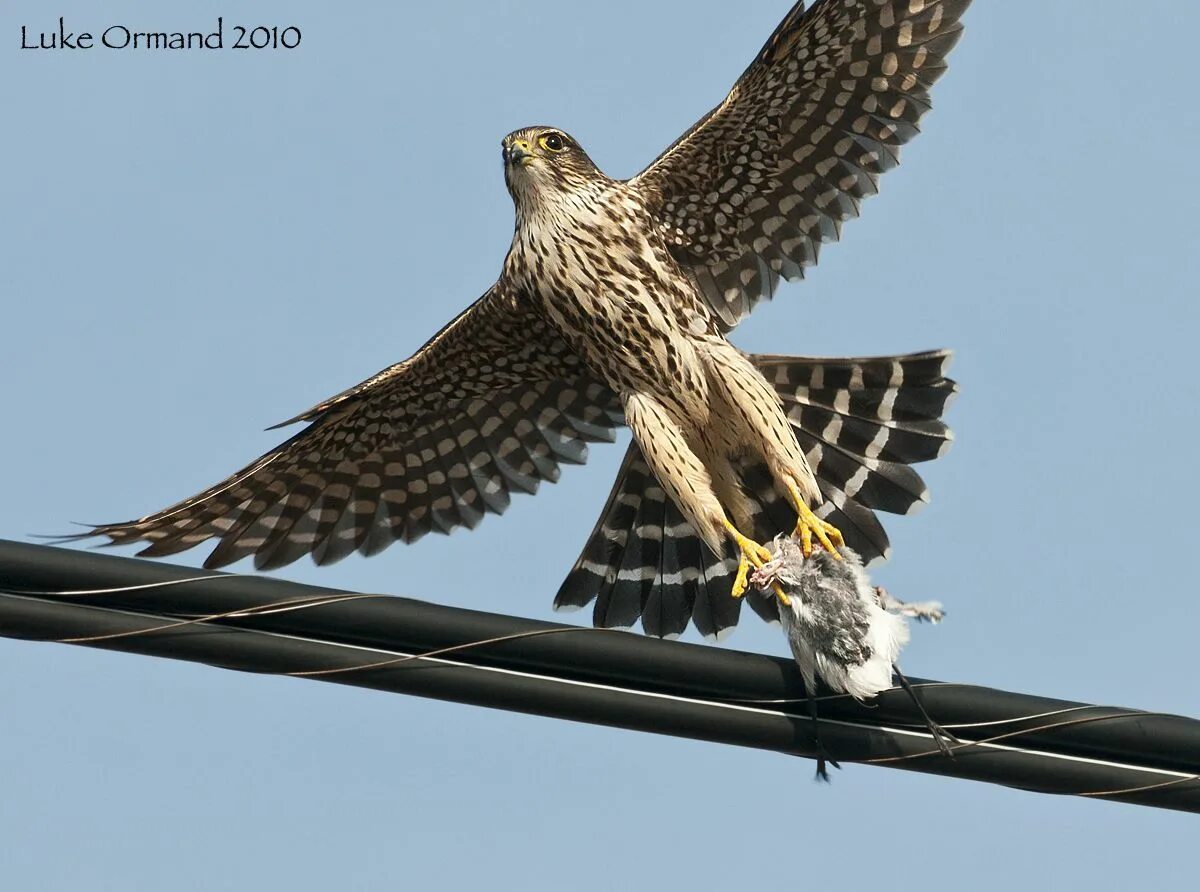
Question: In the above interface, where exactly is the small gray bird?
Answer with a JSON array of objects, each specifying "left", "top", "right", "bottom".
[
  {"left": 753, "top": 538, "right": 954, "bottom": 778},
  {"left": 73, "top": 0, "right": 968, "bottom": 643},
  {"left": 757, "top": 541, "right": 908, "bottom": 699}
]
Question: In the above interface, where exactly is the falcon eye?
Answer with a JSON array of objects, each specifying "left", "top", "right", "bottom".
[{"left": 539, "top": 132, "right": 566, "bottom": 153}]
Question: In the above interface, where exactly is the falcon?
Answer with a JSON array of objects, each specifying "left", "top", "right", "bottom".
[{"left": 76, "top": 0, "right": 968, "bottom": 640}]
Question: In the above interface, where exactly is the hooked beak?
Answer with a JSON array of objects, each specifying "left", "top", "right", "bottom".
[{"left": 504, "top": 140, "right": 533, "bottom": 168}]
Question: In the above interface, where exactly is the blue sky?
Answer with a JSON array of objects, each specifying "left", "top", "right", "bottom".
[{"left": 3, "top": 1, "right": 1197, "bottom": 888}]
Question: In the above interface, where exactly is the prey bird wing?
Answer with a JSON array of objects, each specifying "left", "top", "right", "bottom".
[
  {"left": 77, "top": 280, "right": 622, "bottom": 570},
  {"left": 631, "top": 0, "right": 969, "bottom": 329}
]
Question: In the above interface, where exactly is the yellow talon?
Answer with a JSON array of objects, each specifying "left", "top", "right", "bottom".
[
  {"left": 724, "top": 520, "right": 791, "bottom": 607},
  {"left": 731, "top": 550, "right": 753, "bottom": 599},
  {"left": 786, "top": 482, "right": 844, "bottom": 560}
]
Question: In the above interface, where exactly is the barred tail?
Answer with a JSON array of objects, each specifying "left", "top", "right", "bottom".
[
  {"left": 752, "top": 348, "right": 956, "bottom": 561},
  {"left": 554, "top": 350, "right": 956, "bottom": 639},
  {"left": 552, "top": 444, "right": 749, "bottom": 640}
]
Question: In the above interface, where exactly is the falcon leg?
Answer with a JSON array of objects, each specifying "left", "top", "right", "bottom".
[
  {"left": 622, "top": 393, "right": 791, "bottom": 607},
  {"left": 723, "top": 520, "right": 790, "bottom": 606},
  {"left": 784, "top": 477, "right": 844, "bottom": 559},
  {"left": 699, "top": 345, "right": 844, "bottom": 560}
]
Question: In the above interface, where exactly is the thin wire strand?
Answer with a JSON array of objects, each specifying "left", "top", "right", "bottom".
[
  {"left": 49, "top": 594, "right": 375, "bottom": 644},
  {"left": 1079, "top": 774, "right": 1200, "bottom": 799},
  {"left": 861, "top": 710, "right": 1183, "bottom": 774},
  {"left": 287, "top": 626, "right": 626, "bottom": 677},
  {"left": 2, "top": 574, "right": 261, "bottom": 598}
]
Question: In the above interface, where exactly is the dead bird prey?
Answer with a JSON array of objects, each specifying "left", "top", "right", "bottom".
[{"left": 753, "top": 538, "right": 954, "bottom": 778}]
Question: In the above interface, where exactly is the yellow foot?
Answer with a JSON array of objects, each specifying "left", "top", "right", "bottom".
[
  {"left": 723, "top": 520, "right": 791, "bottom": 607},
  {"left": 787, "top": 482, "right": 844, "bottom": 560}
]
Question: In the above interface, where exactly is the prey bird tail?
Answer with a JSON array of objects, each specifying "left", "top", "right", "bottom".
[{"left": 555, "top": 350, "right": 956, "bottom": 639}]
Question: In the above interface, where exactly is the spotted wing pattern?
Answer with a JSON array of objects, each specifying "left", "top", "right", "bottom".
[
  {"left": 79, "top": 281, "right": 623, "bottom": 570},
  {"left": 555, "top": 350, "right": 955, "bottom": 638},
  {"left": 632, "top": 0, "right": 971, "bottom": 329}
]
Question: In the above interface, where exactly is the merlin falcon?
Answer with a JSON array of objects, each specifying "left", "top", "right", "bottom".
[{"left": 76, "top": 0, "right": 968, "bottom": 640}]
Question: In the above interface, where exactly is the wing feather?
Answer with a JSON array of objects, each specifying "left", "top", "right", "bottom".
[
  {"left": 74, "top": 280, "right": 623, "bottom": 568},
  {"left": 632, "top": 0, "right": 972, "bottom": 329}
]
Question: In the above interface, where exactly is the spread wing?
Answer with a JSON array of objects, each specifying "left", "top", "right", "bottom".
[
  {"left": 77, "top": 280, "right": 623, "bottom": 570},
  {"left": 631, "top": 0, "right": 970, "bottom": 329}
]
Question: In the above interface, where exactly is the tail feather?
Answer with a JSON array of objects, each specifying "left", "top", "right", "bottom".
[
  {"left": 741, "top": 459, "right": 893, "bottom": 566},
  {"left": 553, "top": 447, "right": 642, "bottom": 613},
  {"left": 688, "top": 550, "right": 743, "bottom": 641},
  {"left": 814, "top": 480, "right": 893, "bottom": 564},
  {"left": 793, "top": 382, "right": 957, "bottom": 424},
  {"left": 642, "top": 511, "right": 692, "bottom": 640},
  {"left": 780, "top": 402, "right": 951, "bottom": 464},
  {"left": 596, "top": 483, "right": 665, "bottom": 630},
  {"left": 795, "top": 430, "right": 930, "bottom": 516},
  {"left": 754, "top": 349, "right": 951, "bottom": 389},
  {"left": 672, "top": 518, "right": 740, "bottom": 640},
  {"left": 555, "top": 444, "right": 744, "bottom": 640},
  {"left": 556, "top": 350, "right": 956, "bottom": 639}
]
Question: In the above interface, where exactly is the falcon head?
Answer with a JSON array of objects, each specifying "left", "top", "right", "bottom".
[{"left": 502, "top": 127, "right": 605, "bottom": 205}]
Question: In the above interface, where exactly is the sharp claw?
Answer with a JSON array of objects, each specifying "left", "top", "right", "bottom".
[
  {"left": 814, "top": 525, "right": 835, "bottom": 554},
  {"left": 792, "top": 497, "right": 843, "bottom": 561},
  {"left": 724, "top": 521, "right": 777, "bottom": 600},
  {"left": 731, "top": 553, "right": 751, "bottom": 599}
]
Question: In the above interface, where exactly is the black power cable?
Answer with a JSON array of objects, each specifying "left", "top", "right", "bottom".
[{"left": 1, "top": 539, "right": 1197, "bottom": 812}]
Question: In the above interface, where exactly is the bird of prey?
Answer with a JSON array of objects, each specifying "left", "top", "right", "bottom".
[{"left": 76, "top": 0, "right": 968, "bottom": 641}]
